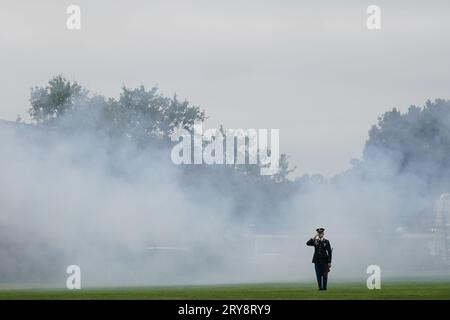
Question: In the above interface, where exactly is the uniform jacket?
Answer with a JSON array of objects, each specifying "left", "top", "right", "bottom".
[{"left": 306, "top": 238, "right": 332, "bottom": 264}]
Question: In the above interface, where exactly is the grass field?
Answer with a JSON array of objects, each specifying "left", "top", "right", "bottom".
[{"left": 0, "top": 281, "right": 449, "bottom": 299}]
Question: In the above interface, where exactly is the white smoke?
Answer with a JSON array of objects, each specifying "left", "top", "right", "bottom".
[{"left": 0, "top": 103, "right": 447, "bottom": 289}]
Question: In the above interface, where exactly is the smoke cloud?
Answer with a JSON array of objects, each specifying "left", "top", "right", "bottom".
[{"left": 0, "top": 96, "right": 448, "bottom": 289}]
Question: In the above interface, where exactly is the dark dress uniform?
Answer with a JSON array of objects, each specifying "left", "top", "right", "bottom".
[{"left": 306, "top": 233, "right": 332, "bottom": 290}]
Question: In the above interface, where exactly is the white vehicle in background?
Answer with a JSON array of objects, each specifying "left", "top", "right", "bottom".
[{"left": 432, "top": 194, "right": 450, "bottom": 264}]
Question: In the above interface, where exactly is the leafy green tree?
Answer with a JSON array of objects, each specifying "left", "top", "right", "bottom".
[
  {"left": 107, "top": 86, "right": 206, "bottom": 141},
  {"left": 28, "top": 76, "right": 206, "bottom": 142},
  {"left": 362, "top": 99, "right": 450, "bottom": 193},
  {"left": 29, "top": 75, "right": 86, "bottom": 124}
]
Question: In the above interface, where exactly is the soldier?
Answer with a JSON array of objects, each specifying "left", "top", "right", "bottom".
[{"left": 306, "top": 228, "right": 332, "bottom": 290}]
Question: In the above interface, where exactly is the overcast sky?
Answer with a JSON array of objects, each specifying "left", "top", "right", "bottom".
[{"left": 1, "top": 0, "right": 450, "bottom": 176}]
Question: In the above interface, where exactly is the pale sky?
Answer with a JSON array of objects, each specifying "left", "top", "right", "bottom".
[{"left": 1, "top": 0, "right": 450, "bottom": 176}]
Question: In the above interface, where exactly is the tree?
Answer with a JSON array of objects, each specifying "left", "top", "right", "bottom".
[
  {"left": 26, "top": 75, "right": 296, "bottom": 223},
  {"left": 362, "top": 99, "right": 450, "bottom": 190},
  {"left": 107, "top": 86, "right": 206, "bottom": 141},
  {"left": 28, "top": 77, "right": 206, "bottom": 142},
  {"left": 29, "top": 75, "right": 86, "bottom": 124},
  {"left": 272, "top": 154, "right": 296, "bottom": 183}
]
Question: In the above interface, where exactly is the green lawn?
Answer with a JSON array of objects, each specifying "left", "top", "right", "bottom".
[{"left": 0, "top": 281, "right": 449, "bottom": 299}]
